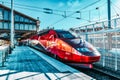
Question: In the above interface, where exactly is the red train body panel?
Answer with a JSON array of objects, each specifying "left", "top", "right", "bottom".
[{"left": 29, "top": 29, "right": 101, "bottom": 67}]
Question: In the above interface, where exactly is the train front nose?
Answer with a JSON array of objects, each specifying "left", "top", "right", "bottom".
[
  {"left": 63, "top": 38, "right": 101, "bottom": 63},
  {"left": 81, "top": 55, "right": 101, "bottom": 63},
  {"left": 76, "top": 41, "right": 101, "bottom": 63}
]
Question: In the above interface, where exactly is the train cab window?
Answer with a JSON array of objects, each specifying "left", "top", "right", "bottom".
[
  {"left": 79, "top": 48, "right": 92, "bottom": 53},
  {"left": 77, "top": 47, "right": 97, "bottom": 56},
  {"left": 57, "top": 31, "right": 75, "bottom": 39}
]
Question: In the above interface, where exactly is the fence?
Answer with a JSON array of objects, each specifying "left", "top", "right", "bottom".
[{"left": 70, "top": 17, "right": 120, "bottom": 71}]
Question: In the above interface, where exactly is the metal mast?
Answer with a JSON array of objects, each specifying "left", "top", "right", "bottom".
[
  {"left": 10, "top": 0, "right": 14, "bottom": 48},
  {"left": 107, "top": 0, "right": 111, "bottom": 28}
]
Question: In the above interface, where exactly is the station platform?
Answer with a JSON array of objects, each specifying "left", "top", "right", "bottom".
[{"left": 0, "top": 46, "right": 94, "bottom": 80}]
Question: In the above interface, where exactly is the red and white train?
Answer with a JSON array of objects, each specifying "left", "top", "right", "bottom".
[{"left": 28, "top": 29, "right": 101, "bottom": 68}]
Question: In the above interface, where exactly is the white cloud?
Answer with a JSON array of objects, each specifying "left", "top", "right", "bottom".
[
  {"left": 58, "top": 2, "right": 65, "bottom": 7},
  {"left": 67, "top": 1, "right": 73, "bottom": 6},
  {"left": 67, "top": 0, "right": 81, "bottom": 8},
  {"left": 113, "top": 0, "right": 120, "bottom": 14}
]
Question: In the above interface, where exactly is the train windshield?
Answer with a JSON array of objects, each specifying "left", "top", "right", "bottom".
[
  {"left": 77, "top": 48, "right": 92, "bottom": 53},
  {"left": 57, "top": 31, "right": 76, "bottom": 39}
]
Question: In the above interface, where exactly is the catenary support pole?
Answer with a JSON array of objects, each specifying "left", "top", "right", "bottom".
[
  {"left": 107, "top": 0, "right": 111, "bottom": 28},
  {"left": 10, "top": 0, "right": 14, "bottom": 49}
]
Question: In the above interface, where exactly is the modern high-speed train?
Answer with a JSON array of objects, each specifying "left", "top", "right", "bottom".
[{"left": 28, "top": 29, "right": 101, "bottom": 68}]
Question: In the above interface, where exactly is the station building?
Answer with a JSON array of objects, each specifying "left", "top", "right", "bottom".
[{"left": 0, "top": 4, "right": 40, "bottom": 45}]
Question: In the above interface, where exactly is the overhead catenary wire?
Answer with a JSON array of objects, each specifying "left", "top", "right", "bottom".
[
  {"left": 0, "top": 0, "right": 101, "bottom": 13},
  {"left": 0, "top": 0, "right": 107, "bottom": 28},
  {"left": 4, "top": 3, "right": 86, "bottom": 26},
  {"left": 110, "top": 1, "right": 120, "bottom": 10},
  {"left": 1, "top": 0, "right": 106, "bottom": 13},
  {"left": 0, "top": 1, "right": 64, "bottom": 12},
  {"left": 111, "top": 5, "right": 120, "bottom": 17},
  {"left": 0, "top": 0, "right": 102, "bottom": 18},
  {"left": 47, "top": 0, "right": 102, "bottom": 27},
  {"left": 110, "top": 1, "right": 120, "bottom": 16},
  {"left": 0, "top": 0, "right": 105, "bottom": 18},
  {"left": 4, "top": 0, "right": 106, "bottom": 23}
]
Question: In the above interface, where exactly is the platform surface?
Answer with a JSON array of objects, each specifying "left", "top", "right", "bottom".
[{"left": 0, "top": 46, "right": 94, "bottom": 80}]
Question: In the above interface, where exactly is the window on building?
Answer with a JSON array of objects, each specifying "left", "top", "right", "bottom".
[
  {"left": 32, "top": 25, "right": 36, "bottom": 30},
  {"left": 25, "top": 24, "right": 29, "bottom": 30},
  {"left": 3, "top": 10, "right": 9, "bottom": 20},
  {"left": 25, "top": 18, "right": 29, "bottom": 22},
  {"left": 0, "top": 8, "right": 3, "bottom": 20},
  {"left": 20, "top": 16, "right": 24, "bottom": 22},
  {"left": 8, "top": 22, "right": 10, "bottom": 29},
  {"left": 8, "top": 12, "right": 11, "bottom": 21},
  {"left": 29, "top": 24, "right": 32, "bottom": 30},
  {"left": 15, "top": 23, "right": 20, "bottom": 30},
  {"left": 30, "top": 20, "right": 33, "bottom": 23},
  {"left": 3, "top": 22, "right": 9, "bottom": 29},
  {"left": 20, "top": 24, "right": 24, "bottom": 30},
  {"left": 0, "top": 22, "right": 3, "bottom": 29},
  {"left": 15, "top": 14, "right": 20, "bottom": 22}
]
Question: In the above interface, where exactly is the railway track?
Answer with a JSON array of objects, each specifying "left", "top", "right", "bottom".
[{"left": 75, "top": 67, "right": 120, "bottom": 80}]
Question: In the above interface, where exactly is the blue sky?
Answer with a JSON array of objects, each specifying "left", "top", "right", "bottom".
[{"left": 0, "top": 0, "right": 120, "bottom": 30}]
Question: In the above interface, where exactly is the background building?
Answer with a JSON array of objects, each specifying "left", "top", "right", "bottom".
[{"left": 0, "top": 4, "right": 40, "bottom": 45}]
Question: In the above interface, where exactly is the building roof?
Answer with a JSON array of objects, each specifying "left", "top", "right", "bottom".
[{"left": 0, "top": 4, "right": 38, "bottom": 22}]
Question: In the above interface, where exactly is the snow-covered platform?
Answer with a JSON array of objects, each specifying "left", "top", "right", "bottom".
[{"left": 0, "top": 46, "right": 94, "bottom": 80}]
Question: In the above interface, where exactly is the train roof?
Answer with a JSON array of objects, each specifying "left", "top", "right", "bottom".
[
  {"left": 38, "top": 29, "right": 50, "bottom": 36},
  {"left": 55, "top": 30, "right": 68, "bottom": 33},
  {"left": 37, "top": 29, "right": 69, "bottom": 35}
]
